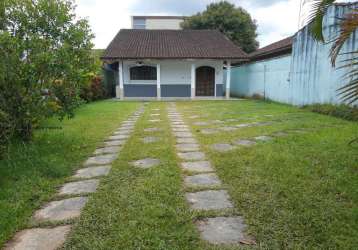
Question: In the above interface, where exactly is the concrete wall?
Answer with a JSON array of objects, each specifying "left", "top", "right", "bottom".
[
  {"left": 231, "top": 55, "right": 291, "bottom": 103},
  {"left": 231, "top": 4, "right": 358, "bottom": 106},
  {"left": 146, "top": 18, "right": 183, "bottom": 30}
]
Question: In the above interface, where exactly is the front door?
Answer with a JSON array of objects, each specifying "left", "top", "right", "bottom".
[{"left": 195, "top": 66, "right": 215, "bottom": 96}]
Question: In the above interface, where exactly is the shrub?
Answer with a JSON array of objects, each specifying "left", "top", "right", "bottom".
[
  {"left": 80, "top": 75, "right": 107, "bottom": 102},
  {"left": 0, "top": 0, "right": 96, "bottom": 154},
  {"left": 0, "top": 110, "right": 13, "bottom": 156},
  {"left": 305, "top": 104, "right": 358, "bottom": 121}
]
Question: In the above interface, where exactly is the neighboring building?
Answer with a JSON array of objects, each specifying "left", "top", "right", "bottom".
[
  {"left": 101, "top": 29, "right": 248, "bottom": 99},
  {"left": 131, "top": 16, "right": 185, "bottom": 30}
]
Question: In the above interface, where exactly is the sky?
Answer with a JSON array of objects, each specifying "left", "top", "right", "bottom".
[{"left": 75, "top": 0, "right": 350, "bottom": 49}]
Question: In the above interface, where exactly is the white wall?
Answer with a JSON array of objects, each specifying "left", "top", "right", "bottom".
[
  {"left": 146, "top": 19, "right": 183, "bottom": 30},
  {"left": 122, "top": 60, "right": 224, "bottom": 86}
]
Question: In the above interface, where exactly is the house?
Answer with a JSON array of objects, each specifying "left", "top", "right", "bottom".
[
  {"left": 131, "top": 16, "right": 185, "bottom": 30},
  {"left": 101, "top": 29, "right": 248, "bottom": 99}
]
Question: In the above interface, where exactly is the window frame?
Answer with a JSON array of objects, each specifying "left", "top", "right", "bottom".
[{"left": 129, "top": 65, "right": 157, "bottom": 81}]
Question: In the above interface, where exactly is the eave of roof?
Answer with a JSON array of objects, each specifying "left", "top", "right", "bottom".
[{"left": 101, "top": 29, "right": 249, "bottom": 61}]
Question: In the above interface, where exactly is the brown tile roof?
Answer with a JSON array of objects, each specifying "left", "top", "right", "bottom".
[
  {"left": 250, "top": 36, "right": 293, "bottom": 61},
  {"left": 101, "top": 29, "right": 248, "bottom": 60}
]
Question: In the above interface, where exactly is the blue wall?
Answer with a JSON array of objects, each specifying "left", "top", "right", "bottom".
[{"left": 231, "top": 4, "right": 358, "bottom": 106}]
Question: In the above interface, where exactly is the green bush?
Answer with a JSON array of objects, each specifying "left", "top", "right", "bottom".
[
  {"left": 0, "top": 0, "right": 96, "bottom": 153},
  {"left": 0, "top": 110, "right": 13, "bottom": 156},
  {"left": 305, "top": 104, "right": 358, "bottom": 121},
  {"left": 80, "top": 75, "right": 107, "bottom": 102}
]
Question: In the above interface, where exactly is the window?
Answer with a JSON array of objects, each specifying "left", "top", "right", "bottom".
[
  {"left": 133, "top": 18, "right": 146, "bottom": 29},
  {"left": 130, "top": 66, "right": 157, "bottom": 80}
]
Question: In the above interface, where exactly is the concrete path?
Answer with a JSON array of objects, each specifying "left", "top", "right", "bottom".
[{"left": 4, "top": 106, "right": 145, "bottom": 250}]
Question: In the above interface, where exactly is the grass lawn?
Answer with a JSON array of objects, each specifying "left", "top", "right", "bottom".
[
  {"left": 176, "top": 100, "right": 358, "bottom": 249},
  {"left": 63, "top": 102, "right": 201, "bottom": 249},
  {"left": 1, "top": 100, "right": 357, "bottom": 249},
  {"left": 0, "top": 100, "right": 139, "bottom": 247}
]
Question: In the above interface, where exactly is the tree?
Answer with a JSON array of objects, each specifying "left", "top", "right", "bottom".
[
  {"left": 181, "top": 1, "right": 259, "bottom": 53},
  {"left": 0, "top": 0, "right": 95, "bottom": 148},
  {"left": 308, "top": 0, "right": 358, "bottom": 104}
]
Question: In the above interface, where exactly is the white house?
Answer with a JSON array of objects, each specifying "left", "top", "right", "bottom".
[
  {"left": 101, "top": 29, "right": 248, "bottom": 99},
  {"left": 131, "top": 16, "right": 185, "bottom": 30}
]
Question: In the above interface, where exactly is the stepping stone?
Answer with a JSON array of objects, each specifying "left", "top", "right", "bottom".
[
  {"left": 119, "top": 125, "right": 134, "bottom": 130},
  {"left": 219, "top": 126, "right": 238, "bottom": 131},
  {"left": 212, "top": 120, "right": 224, "bottom": 124},
  {"left": 184, "top": 173, "right": 221, "bottom": 188},
  {"left": 174, "top": 132, "right": 193, "bottom": 138},
  {"left": 84, "top": 154, "right": 117, "bottom": 166},
  {"left": 131, "top": 158, "right": 160, "bottom": 169},
  {"left": 273, "top": 131, "right": 289, "bottom": 137},
  {"left": 172, "top": 124, "right": 188, "bottom": 128},
  {"left": 233, "top": 139, "right": 256, "bottom": 147},
  {"left": 196, "top": 217, "right": 252, "bottom": 245},
  {"left": 4, "top": 225, "right": 71, "bottom": 250},
  {"left": 185, "top": 190, "right": 233, "bottom": 210},
  {"left": 104, "top": 140, "right": 125, "bottom": 147},
  {"left": 210, "top": 143, "right": 236, "bottom": 152},
  {"left": 144, "top": 127, "right": 161, "bottom": 132},
  {"left": 34, "top": 197, "right": 88, "bottom": 222},
  {"left": 193, "top": 121, "right": 209, "bottom": 126},
  {"left": 172, "top": 128, "right": 190, "bottom": 132},
  {"left": 152, "top": 108, "right": 160, "bottom": 111},
  {"left": 150, "top": 113, "right": 160, "bottom": 116},
  {"left": 114, "top": 130, "right": 131, "bottom": 135},
  {"left": 254, "top": 135, "right": 273, "bottom": 141},
  {"left": 178, "top": 152, "right": 205, "bottom": 161},
  {"left": 264, "top": 114, "right": 274, "bottom": 117},
  {"left": 108, "top": 134, "right": 129, "bottom": 140},
  {"left": 189, "top": 115, "right": 199, "bottom": 119},
  {"left": 176, "top": 143, "right": 200, "bottom": 152},
  {"left": 149, "top": 119, "right": 161, "bottom": 122},
  {"left": 201, "top": 128, "right": 219, "bottom": 135},
  {"left": 74, "top": 166, "right": 111, "bottom": 178},
  {"left": 94, "top": 146, "right": 120, "bottom": 155},
  {"left": 177, "top": 137, "right": 197, "bottom": 144},
  {"left": 142, "top": 136, "right": 159, "bottom": 143},
  {"left": 181, "top": 161, "right": 214, "bottom": 173},
  {"left": 59, "top": 179, "right": 99, "bottom": 195},
  {"left": 226, "top": 118, "right": 239, "bottom": 122},
  {"left": 235, "top": 123, "right": 252, "bottom": 128},
  {"left": 172, "top": 122, "right": 185, "bottom": 125}
]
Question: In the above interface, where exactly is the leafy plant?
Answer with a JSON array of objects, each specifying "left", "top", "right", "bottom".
[{"left": 0, "top": 0, "right": 95, "bottom": 145}]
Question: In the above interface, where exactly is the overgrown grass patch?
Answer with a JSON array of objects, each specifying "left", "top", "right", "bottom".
[
  {"left": 305, "top": 103, "right": 358, "bottom": 121},
  {"left": 0, "top": 100, "right": 138, "bottom": 247}
]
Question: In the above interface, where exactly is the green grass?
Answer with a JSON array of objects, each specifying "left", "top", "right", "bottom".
[
  {"left": 2, "top": 100, "right": 357, "bottom": 249},
  {"left": 63, "top": 102, "right": 201, "bottom": 249},
  {"left": 176, "top": 100, "right": 358, "bottom": 249},
  {"left": 0, "top": 100, "right": 138, "bottom": 247}
]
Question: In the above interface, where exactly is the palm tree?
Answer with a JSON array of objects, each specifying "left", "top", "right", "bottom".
[{"left": 308, "top": 0, "right": 358, "bottom": 104}]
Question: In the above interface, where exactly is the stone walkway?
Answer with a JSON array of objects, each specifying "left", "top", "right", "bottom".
[
  {"left": 4, "top": 106, "right": 144, "bottom": 250},
  {"left": 167, "top": 103, "right": 254, "bottom": 245}
]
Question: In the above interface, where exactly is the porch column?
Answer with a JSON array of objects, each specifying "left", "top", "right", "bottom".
[
  {"left": 117, "top": 61, "right": 124, "bottom": 99},
  {"left": 226, "top": 60, "right": 231, "bottom": 99},
  {"left": 157, "top": 63, "right": 161, "bottom": 100},
  {"left": 191, "top": 63, "right": 195, "bottom": 99}
]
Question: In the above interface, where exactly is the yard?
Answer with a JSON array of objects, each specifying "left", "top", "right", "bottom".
[{"left": 1, "top": 100, "right": 357, "bottom": 249}]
